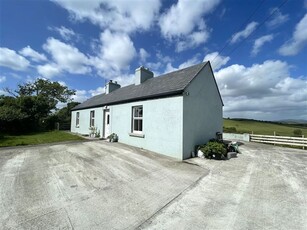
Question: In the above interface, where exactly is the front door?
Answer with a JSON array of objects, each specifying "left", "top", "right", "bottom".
[{"left": 103, "top": 109, "right": 111, "bottom": 138}]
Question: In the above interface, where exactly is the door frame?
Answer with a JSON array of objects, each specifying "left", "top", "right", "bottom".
[{"left": 103, "top": 109, "right": 110, "bottom": 138}]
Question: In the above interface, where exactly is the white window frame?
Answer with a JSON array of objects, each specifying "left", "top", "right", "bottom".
[
  {"left": 76, "top": 112, "right": 80, "bottom": 127},
  {"left": 132, "top": 106, "right": 143, "bottom": 134},
  {"left": 90, "top": 110, "right": 95, "bottom": 127}
]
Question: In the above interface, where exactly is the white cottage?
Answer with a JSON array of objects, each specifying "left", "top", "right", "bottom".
[{"left": 71, "top": 61, "right": 223, "bottom": 160}]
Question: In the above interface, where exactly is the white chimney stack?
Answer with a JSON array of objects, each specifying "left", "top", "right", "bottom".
[
  {"left": 105, "top": 80, "right": 120, "bottom": 94},
  {"left": 135, "top": 66, "right": 154, "bottom": 85}
]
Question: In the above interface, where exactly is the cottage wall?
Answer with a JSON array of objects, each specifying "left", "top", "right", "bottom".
[
  {"left": 182, "top": 64, "right": 223, "bottom": 159},
  {"left": 71, "top": 108, "right": 103, "bottom": 137},
  {"left": 111, "top": 96, "right": 184, "bottom": 159}
]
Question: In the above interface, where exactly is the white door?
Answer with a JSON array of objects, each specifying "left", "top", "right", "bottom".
[{"left": 104, "top": 110, "right": 111, "bottom": 138}]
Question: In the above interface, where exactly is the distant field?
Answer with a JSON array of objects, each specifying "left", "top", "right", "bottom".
[{"left": 223, "top": 119, "right": 307, "bottom": 136}]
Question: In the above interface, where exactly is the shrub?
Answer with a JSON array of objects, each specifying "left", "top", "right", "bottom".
[
  {"left": 200, "top": 141, "right": 227, "bottom": 160},
  {"left": 293, "top": 129, "right": 303, "bottom": 137},
  {"left": 223, "top": 126, "right": 237, "bottom": 133}
]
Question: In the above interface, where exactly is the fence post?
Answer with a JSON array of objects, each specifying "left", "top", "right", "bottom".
[
  {"left": 55, "top": 122, "right": 59, "bottom": 131},
  {"left": 303, "top": 135, "right": 305, "bottom": 150},
  {"left": 274, "top": 131, "right": 276, "bottom": 145}
]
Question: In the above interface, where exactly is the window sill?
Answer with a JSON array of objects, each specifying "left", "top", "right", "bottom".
[{"left": 129, "top": 133, "right": 145, "bottom": 138}]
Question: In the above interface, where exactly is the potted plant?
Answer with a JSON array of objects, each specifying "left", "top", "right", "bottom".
[{"left": 107, "top": 133, "right": 118, "bottom": 142}]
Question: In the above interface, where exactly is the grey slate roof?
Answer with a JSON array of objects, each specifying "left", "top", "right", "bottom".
[{"left": 72, "top": 62, "right": 208, "bottom": 111}]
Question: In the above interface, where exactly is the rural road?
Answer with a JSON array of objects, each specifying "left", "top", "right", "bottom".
[{"left": 0, "top": 140, "right": 306, "bottom": 229}]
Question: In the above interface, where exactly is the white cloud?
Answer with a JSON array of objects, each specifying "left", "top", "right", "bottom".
[
  {"left": 41, "top": 37, "right": 91, "bottom": 77},
  {"left": 203, "top": 52, "right": 230, "bottom": 70},
  {"left": 48, "top": 26, "right": 79, "bottom": 41},
  {"left": 279, "top": 14, "right": 307, "bottom": 56},
  {"left": 37, "top": 63, "right": 62, "bottom": 78},
  {"left": 0, "top": 89, "right": 8, "bottom": 96},
  {"left": 0, "top": 76, "right": 6, "bottom": 83},
  {"left": 90, "top": 30, "right": 136, "bottom": 78},
  {"left": 139, "top": 48, "right": 150, "bottom": 63},
  {"left": 266, "top": 8, "right": 289, "bottom": 28},
  {"left": 113, "top": 74, "right": 135, "bottom": 87},
  {"left": 159, "top": 0, "right": 219, "bottom": 38},
  {"left": 176, "top": 31, "right": 209, "bottom": 52},
  {"left": 0, "top": 47, "right": 30, "bottom": 71},
  {"left": 179, "top": 57, "right": 200, "bottom": 69},
  {"left": 72, "top": 89, "right": 88, "bottom": 103},
  {"left": 51, "top": 0, "right": 161, "bottom": 33},
  {"left": 164, "top": 56, "right": 200, "bottom": 74},
  {"left": 159, "top": 0, "right": 220, "bottom": 52},
  {"left": 19, "top": 46, "right": 47, "bottom": 62},
  {"left": 230, "top": 21, "right": 258, "bottom": 44},
  {"left": 58, "top": 81, "right": 67, "bottom": 86},
  {"left": 251, "top": 34, "right": 273, "bottom": 56},
  {"left": 89, "top": 86, "right": 105, "bottom": 96},
  {"left": 215, "top": 60, "right": 307, "bottom": 120},
  {"left": 164, "top": 63, "right": 177, "bottom": 73}
]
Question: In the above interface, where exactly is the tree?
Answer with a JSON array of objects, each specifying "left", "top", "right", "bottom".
[
  {"left": 16, "top": 79, "right": 75, "bottom": 112},
  {"left": 293, "top": 129, "right": 303, "bottom": 137},
  {"left": 0, "top": 79, "right": 76, "bottom": 133},
  {"left": 56, "top": 102, "right": 80, "bottom": 123}
]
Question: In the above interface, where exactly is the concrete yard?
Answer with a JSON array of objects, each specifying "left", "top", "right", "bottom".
[{"left": 0, "top": 141, "right": 306, "bottom": 229}]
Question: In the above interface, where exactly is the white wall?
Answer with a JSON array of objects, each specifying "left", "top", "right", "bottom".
[
  {"left": 71, "top": 108, "right": 103, "bottom": 137},
  {"left": 111, "top": 96, "right": 184, "bottom": 159},
  {"left": 182, "top": 64, "right": 223, "bottom": 159},
  {"left": 223, "top": 133, "right": 250, "bottom": 142}
]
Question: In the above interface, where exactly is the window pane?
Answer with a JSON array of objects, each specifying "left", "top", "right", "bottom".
[
  {"left": 76, "top": 112, "right": 79, "bottom": 125},
  {"left": 134, "top": 107, "right": 139, "bottom": 117},
  {"left": 138, "top": 107, "right": 143, "bottom": 117},
  {"left": 139, "top": 120, "right": 142, "bottom": 131},
  {"left": 134, "top": 119, "right": 139, "bottom": 131}
]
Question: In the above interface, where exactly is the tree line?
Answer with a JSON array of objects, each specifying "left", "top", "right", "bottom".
[{"left": 0, "top": 79, "right": 79, "bottom": 134}]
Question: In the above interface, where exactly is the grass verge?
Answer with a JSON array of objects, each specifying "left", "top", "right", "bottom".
[{"left": 0, "top": 131, "right": 84, "bottom": 147}]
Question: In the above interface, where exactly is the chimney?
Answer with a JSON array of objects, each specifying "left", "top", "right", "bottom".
[
  {"left": 135, "top": 66, "right": 153, "bottom": 85},
  {"left": 105, "top": 80, "right": 120, "bottom": 94}
]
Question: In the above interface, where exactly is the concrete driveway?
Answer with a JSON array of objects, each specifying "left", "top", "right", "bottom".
[
  {"left": 1, "top": 141, "right": 306, "bottom": 229},
  {"left": 141, "top": 142, "right": 307, "bottom": 230},
  {"left": 0, "top": 141, "right": 205, "bottom": 229}
]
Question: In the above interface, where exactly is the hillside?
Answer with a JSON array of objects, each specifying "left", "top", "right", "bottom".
[{"left": 223, "top": 118, "right": 307, "bottom": 136}]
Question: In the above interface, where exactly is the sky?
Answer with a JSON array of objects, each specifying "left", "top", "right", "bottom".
[{"left": 0, "top": 0, "right": 306, "bottom": 121}]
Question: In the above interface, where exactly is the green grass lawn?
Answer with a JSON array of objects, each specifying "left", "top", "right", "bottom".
[
  {"left": 224, "top": 119, "right": 307, "bottom": 136},
  {"left": 0, "top": 131, "right": 84, "bottom": 147}
]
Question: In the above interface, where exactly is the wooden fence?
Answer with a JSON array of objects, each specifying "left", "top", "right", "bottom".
[{"left": 250, "top": 134, "right": 307, "bottom": 149}]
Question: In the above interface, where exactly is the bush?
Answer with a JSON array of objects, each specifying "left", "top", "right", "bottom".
[
  {"left": 200, "top": 141, "right": 227, "bottom": 160},
  {"left": 293, "top": 129, "right": 302, "bottom": 137},
  {"left": 223, "top": 126, "right": 237, "bottom": 133}
]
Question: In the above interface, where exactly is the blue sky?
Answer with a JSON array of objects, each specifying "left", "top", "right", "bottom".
[{"left": 0, "top": 0, "right": 306, "bottom": 121}]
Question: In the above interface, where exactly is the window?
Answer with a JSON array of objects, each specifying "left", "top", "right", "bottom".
[
  {"left": 76, "top": 112, "right": 80, "bottom": 127},
  {"left": 132, "top": 106, "right": 143, "bottom": 133},
  {"left": 90, "top": 110, "right": 95, "bottom": 127}
]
